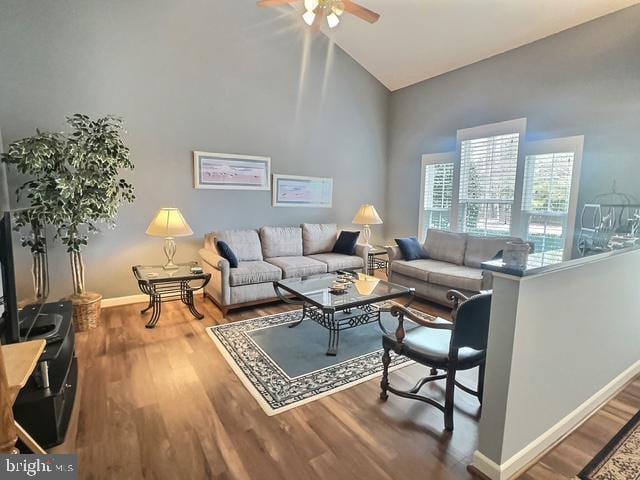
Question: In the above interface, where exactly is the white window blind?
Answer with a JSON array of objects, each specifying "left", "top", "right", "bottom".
[
  {"left": 421, "top": 162, "right": 454, "bottom": 238},
  {"left": 459, "top": 133, "right": 520, "bottom": 236},
  {"left": 522, "top": 152, "right": 575, "bottom": 266}
]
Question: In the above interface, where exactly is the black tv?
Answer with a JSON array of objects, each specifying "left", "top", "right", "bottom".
[{"left": 0, "top": 210, "right": 61, "bottom": 345}]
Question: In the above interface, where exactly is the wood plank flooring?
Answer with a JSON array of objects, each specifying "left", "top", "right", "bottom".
[{"left": 50, "top": 287, "right": 640, "bottom": 480}]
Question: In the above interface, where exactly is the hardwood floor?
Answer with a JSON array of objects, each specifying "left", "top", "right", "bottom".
[
  {"left": 51, "top": 286, "right": 640, "bottom": 480},
  {"left": 53, "top": 291, "right": 484, "bottom": 480},
  {"left": 520, "top": 376, "right": 640, "bottom": 479}
]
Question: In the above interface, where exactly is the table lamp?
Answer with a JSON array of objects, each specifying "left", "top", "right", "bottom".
[
  {"left": 146, "top": 208, "right": 194, "bottom": 269},
  {"left": 352, "top": 204, "right": 383, "bottom": 246}
]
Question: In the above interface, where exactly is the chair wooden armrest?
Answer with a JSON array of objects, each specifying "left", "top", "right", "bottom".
[
  {"left": 446, "top": 289, "right": 469, "bottom": 316},
  {"left": 388, "top": 304, "right": 453, "bottom": 344}
]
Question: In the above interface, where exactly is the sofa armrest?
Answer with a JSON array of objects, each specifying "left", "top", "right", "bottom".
[
  {"left": 355, "top": 243, "right": 370, "bottom": 272},
  {"left": 199, "top": 248, "right": 229, "bottom": 272},
  {"left": 199, "top": 248, "right": 231, "bottom": 307},
  {"left": 386, "top": 246, "right": 403, "bottom": 263}
]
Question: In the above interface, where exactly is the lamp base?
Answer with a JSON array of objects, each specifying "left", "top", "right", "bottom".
[
  {"left": 162, "top": 237, "right": 179, "bottom": 270},
  {"left": 362, "top": 224, "right": 372, "bottom": 246}
]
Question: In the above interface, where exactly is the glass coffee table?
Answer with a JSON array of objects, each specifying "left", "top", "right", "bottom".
[{"left": 273, "top": 272, "right": 414, "bottom": 356}]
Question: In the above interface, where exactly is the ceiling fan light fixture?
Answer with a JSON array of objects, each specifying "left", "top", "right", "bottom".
[
  {"left": 331, "top": 1, "right": 345, "bottom": 16},
  {"left": 302, "top": 9, "right": 316, "bottom": 25},
  {"left": 326, "top": 12, "right": 340, "bottom": 28},
  {"left": 304, "top": 0, "right": 319, "bottom": 11}
]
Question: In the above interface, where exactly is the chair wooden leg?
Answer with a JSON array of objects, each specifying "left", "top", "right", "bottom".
[
  {"left": 477, "top": 363, "right": 486, "bottom": 405},
  {"left": 380, "top": 347, "right": 391, "bottom": 401},
  {"left": 444, "top": 368, "right": 456, "bottom": 431}
]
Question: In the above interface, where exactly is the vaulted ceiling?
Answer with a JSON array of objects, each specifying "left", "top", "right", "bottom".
[{"left": 317, "top": 0, "right": 640, "bottom": 91}]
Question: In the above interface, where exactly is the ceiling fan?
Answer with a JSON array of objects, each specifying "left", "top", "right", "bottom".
[{"left": 257, "top": 0, "right": 380, "bottom": 29}]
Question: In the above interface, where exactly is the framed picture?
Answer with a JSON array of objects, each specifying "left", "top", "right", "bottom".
[
  {"left": 193, "top": 151, "right": 271, "bottom": 190},
  {"left": 272, "top": 174, "right": 333, "bottom": 208}
]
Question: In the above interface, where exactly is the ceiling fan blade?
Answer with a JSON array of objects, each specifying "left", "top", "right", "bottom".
[
  {"left": 342, "top": 1, "right": 380, "bottom": 23},
  {"left": 256, "top": 0, "right": 297, "bottom": 7}
]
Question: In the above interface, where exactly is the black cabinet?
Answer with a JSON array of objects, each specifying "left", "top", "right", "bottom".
[{"left": 13, "top": 301, "right": 78, "bottom": 449}]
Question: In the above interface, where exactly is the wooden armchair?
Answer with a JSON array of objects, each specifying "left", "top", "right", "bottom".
[{"left": 380, "top": 290, "right": 492, "bottom": 431}]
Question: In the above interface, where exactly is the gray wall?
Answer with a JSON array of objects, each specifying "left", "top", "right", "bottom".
[
  {"left": 0, "top": 0, "right": 389, "bottom": 299},
  {"left": 386, "top": 5, "right": 640, "bottom": 243}
]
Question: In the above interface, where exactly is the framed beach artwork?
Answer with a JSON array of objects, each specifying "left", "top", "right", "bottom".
[
  {"left": 193, "top": 151, "right": 271, "bottom": 190},
  {"left": 272, "top": 174, "right": 333, "bottom": 208}
]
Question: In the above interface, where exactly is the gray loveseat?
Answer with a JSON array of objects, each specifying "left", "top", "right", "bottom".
[
  {"left": 199, "top": 224, "right": 369, "bottom": 314},
  {"left": 387, "top": 229, "right": 523, "bottom": 306}
]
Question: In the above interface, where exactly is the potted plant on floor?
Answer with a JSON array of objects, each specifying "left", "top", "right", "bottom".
[{"left": 2, "top": 114, "right": 135, "bottom": 330}]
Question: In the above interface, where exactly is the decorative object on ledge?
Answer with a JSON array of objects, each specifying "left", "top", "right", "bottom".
[
  {"left": 193, "top": 151, "right": 271, "bottom": 190},
  {"left": 146, "top": 208, "right": 194, "bottom": 270},
  {"left": 502, "top": 241, "right": 531, "bottom": 269},
  {"left": 1, "top": 114, "right": 135, "bottom": 332},
  {"left": 352, "top": 204, "right": 383, "bottom": 246},
  {"left": 272, "top": 174, "right": 333, "bottom": 208},
  {"left": 257, "top": 0, "right": 380, "bottom": 29}
]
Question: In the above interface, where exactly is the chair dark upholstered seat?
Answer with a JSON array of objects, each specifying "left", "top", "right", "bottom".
[
  {"left": 382, "top": 328, "right": 484, "bottom": 370},
  {"left": 380, "top": 290, "right": 492, "bottom": 431}
]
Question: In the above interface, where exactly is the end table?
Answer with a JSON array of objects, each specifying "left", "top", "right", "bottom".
[
  {"left": 133, "top": 263, "right": 211, "bottom": 328},
  {"left": 367, "top": 245, "right": 390, "bottom": 275}
]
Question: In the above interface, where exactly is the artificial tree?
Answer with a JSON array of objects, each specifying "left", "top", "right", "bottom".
[{"left": 2, "top": 114, "right": 135, "bottom": 304}]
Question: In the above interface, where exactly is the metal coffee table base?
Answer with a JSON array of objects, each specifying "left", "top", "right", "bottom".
[{"left": 289, "top": 303, "right": 382, "bottom": 356}]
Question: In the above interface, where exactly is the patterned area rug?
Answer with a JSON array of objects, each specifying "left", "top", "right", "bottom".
[
  {"left": 207, "top": 308, "right": 417, "bottom": 415},
  {"left": 578, "top": 409, "right": 640, "bottom": 479}
]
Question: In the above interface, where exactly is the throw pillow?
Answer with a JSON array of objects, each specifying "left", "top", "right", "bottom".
[
  {"left": 395, "top": 237, "right": 428, "bottom": 261},
  {"left": 332, "top": 231, "right": 360, "bottom": 255},
  {"left": 216, "top": 240, "right": 239, "bottom": 268}
]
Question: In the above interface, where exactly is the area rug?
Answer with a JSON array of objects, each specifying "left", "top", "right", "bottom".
[
  {"left": 207, "top": 307, "right": 419, "bottom": 415},
  {"left": 577, "top": 409, "right": 640, "bottom": 479}
]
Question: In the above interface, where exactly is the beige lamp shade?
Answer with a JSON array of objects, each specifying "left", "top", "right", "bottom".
[
  {"left": 145, "top": 208, "right": 194, "bottom": 238},
  {"left": 352, "top": 204, "right": 383, "bottom": 225}
]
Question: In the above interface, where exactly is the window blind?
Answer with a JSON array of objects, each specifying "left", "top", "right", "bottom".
[
  {"left": 522, "top": 152, "right": 575, "bottom": 265},
  {"left": 459, "top": 133, "right": 519, "bottom": 236},
  {"left": 421, "top": 162, "right": 454, "bottom": 236}
]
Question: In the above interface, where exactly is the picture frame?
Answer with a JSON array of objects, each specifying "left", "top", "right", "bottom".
[
  {"left": 272, "top": 174, "right": 333, "bottom": 208},
  {"left": 193, "top": 151, "right": 271, "bottom": 190}
]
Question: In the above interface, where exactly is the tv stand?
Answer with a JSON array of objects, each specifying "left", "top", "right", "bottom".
[{"left": 13, "top": 301, "right": 77, "bottom": 449}]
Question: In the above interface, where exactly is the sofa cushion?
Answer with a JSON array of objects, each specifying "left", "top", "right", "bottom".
[
  {"left": 464, "top": 235, "right": 520, "bottom": 268},
  {"left": 428, "top": 264, "right": 484, "bottom": 292},
  {"left": 390, "top": 259, "right": 447, "bottom": 282},
  {"left": 213, "top": 229, "right": 263, "bottom": 261},
  {"left": 424, "top": 229, "right": 467, "bottom": 265},
  {"left": 216, "top": 240, "right": 238, "bottom": 268},
  {"left": 332, "top": 231, "right": 360, "bottom": 255},
  {"left": 228, "top": 261, "right": 282, "bottom": 287},
  {"left": 395, "top": 237, "right": 428, "bottom": 261},
  {"left": 302, "top": 223, "right": 338, "bottom": 255},
  {"left": 265, "top": 256, "right": 327, "bottom": 279},
  {"left": 307, "top": 253, "right": 364, "bottom": 272},
  {"left": 260, "top": 226, "right": 303, "bottom": 258}
]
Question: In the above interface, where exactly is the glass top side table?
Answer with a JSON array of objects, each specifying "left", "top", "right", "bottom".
[
  {"left": 132, "top": 262, "right": 211, "bottom": 328},
  {"left": 367, "top": 245, "right": 390, "bottom": 275}
]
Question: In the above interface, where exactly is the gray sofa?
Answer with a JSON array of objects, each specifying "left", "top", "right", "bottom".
[
  {"left": 199, "top": 223, "right": 369, "bottom": 314},
  {"left": 387, "top": 229, "right": 522, "bottom": 306}
]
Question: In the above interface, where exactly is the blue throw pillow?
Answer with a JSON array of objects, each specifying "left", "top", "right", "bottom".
[
  {"left": 216, "top": 240, "right": 238, "bottom": 268},
  {"left": 332, "top": 231, "right": 360, "bottom": 255},
  {"left": 395, "top": 237, "right": 428, "bottom": 261}
]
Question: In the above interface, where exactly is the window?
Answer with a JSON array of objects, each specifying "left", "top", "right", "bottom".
[
  {"left": 419, "top": 153, "right": 455, "bottom": 241},
  {"left": 418, "top": 118, "right": 583, "bottom": 263},
  {"left": 521, "top": 137, "right": 582, "bottom": 265},
  {"left": 458, "top": 133, "right": 520, "bottom": 236}
]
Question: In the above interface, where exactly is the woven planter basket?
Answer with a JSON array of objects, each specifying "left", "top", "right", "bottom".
[{"left": 69, "top": 292, "right": 102, "bottom": 332}]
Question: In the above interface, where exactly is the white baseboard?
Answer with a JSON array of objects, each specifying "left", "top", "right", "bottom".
[
  {"left": 472, "top": 359, "right": 640, "bottom": 480},
  {"left": 101, "top": 290, "right": 205, "bottom": 309},
  {"left": 102, "top": 294, "right": 149, "bottom": 308}
]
